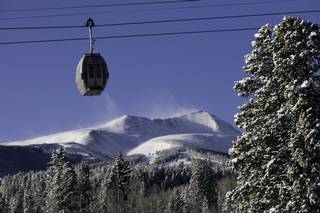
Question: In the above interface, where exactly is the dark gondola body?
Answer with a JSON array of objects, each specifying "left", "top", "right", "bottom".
[{"left": 76, "top": 53, "right": 109, "bottom": 96}]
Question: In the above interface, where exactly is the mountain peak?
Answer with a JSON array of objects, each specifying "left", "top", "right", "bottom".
[
  {"left": 5, "top": 110, "right": 239, "bottom": 159},
  {"left": 179, "top": 110, "right": 239, "bottom": 136},
  {"left": 183, "top": 110, "right": 213, "bottom": 117}
]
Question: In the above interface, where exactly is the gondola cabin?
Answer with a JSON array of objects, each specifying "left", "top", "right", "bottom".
[{"left": 76, "top": 53, "right": 109, "bottom": 96}]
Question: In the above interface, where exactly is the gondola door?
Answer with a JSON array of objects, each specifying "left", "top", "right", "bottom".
[
  {"left": 87, "top": 64, "right": 96, "bottom": 89},
  {"left": 95, "top": 63, "right": 104, "bottom": 89}
]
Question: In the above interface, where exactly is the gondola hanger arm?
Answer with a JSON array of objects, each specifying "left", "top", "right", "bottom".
[{"left": 85, "top": 18, "right": 95, "bottom": 54}]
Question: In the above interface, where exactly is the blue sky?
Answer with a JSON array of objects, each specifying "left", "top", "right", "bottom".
[{"left": 0, "top": 0, "right": 319, "bottom": 142}]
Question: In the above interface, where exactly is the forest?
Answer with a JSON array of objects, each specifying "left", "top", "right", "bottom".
[{"left": 0, "top": 148, "right": 234, "bottom": 213}]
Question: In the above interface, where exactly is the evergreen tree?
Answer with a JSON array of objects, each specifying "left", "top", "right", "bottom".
[
  {"left": 186, "top": 159, "right": 218, "bottom": 213},
  {"left": 98, "top": 173, "right": 110, "bottom": 212},
  {"left": 167, "top": 188, "right": 184, "bottom": 213},
  {"left": 9, "top": 194, "right": 22, "bottom": 213},
  {"left": 45, "top": 148, "right": 78, "bottom": 213},
  {"left": 45, "top": 148, "right": 65, "bottom": 213},
  {"left": 61, "top": 162, "right": 78, "bottom": 212},
  {"left": 78, "top": 162, "right": 91, "bottom": 213},
  {"left": 226, "top": 16, "right": 320, "bottom": 212},
  {"left": 107, "top": 152, "right": 132, "bottom": 213},
  {"left": 201, "top": 197, "right": 209, "bottom": 213},
  {"left": 283, "top": 20, "right": 320, "bottom": 212},
  {"left": 0, "top": 192, "right": 8, "bottom": 213},
  {"left": 23, "top": 189, "right": 35, "bottom": 213},
  {"left": 33, "top": 176, "right": 46, "bottom": 213}
]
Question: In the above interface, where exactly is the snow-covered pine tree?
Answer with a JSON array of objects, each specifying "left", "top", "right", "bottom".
[
  {"left": 23, "top": 187, "right": 35, "bottom": 213},
  {"left": 107, "top": 152, "right": 132, "bottom": 213},
  {"left": 98, "top": 172, "right": 110, "bottom": 212},
  {"left": 9, "top": 194, "right": 22, "bottom": 213},
  {"left": 33, "top": 175, "right": 46, "bottom": 213},
  {"left": 226, "top": 17, "right": 320, "bottom": 212},
  {"left": 186, "top": 159, "right": 218, "bottom": 213},
  {"left": 45, "top": 147, "right": 78, "bottom": 213},
  {"left": 201, "top": 197, "right": 210, "bottom": 213},
  {"left": 167, "top": 188, "right": 184, "bottom": 213},
  {"left": 281, "top": 19, "right": 320, "bottom": 212},
  {"left": 60, "top": 162, "right": 78, "bottom": 212},
  {"left": 0, "top": 192, "right": 7, "bottom": 213},
  {"left": 78, "top": 161, "right": 91, "bottom": 213},
  {"left": 45, "top": 148, "right": 65, "bottom": 213}
]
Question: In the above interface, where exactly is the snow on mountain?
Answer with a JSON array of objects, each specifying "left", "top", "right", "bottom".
[
  {"left": 127, "top": 133, "right": 235, "bottom": 156},
  {"left": 4, "top": 111, "right": 240, "bottom": 159},
  {"left": 103, "top": 110, "right": 239, "bottom": 136},
  {"left": 5, "top": 128, "right": 141, "bottom": 159},
  {"left": 180, "top": 111, "right": 239, "bottom": 136}
]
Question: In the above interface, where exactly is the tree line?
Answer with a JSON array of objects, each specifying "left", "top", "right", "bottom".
[{"left": 0, "top": 148, "right": 233, "bottom": 213}]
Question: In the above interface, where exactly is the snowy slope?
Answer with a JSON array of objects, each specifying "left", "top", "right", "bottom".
[
  {"left": 102, "top": 111, "right": 239, "bottom": 137},
  {"left": 4, "top": 111, "right": 240, "bottom": 159},
  {"left": 6, "top": 128, "right": 141, "bottom": 159},
  {"left": 127, "top": 133, "right": 235, "bottom": 156}
]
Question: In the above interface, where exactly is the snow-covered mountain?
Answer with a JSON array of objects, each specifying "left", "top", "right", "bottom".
[
  {"left": 4, "top": 111, "right": 240, "bottom": 160},
  {"left": 128, "top": 133, "right": 236, "bottom": 156}
]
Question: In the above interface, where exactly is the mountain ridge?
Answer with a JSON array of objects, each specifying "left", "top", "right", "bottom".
[{"left": 4, "top": 110, "right": 240, "bottom": 159}]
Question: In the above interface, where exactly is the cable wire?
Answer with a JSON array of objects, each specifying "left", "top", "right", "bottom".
[
  {"left": 0, "top": 0, "right": 198, "bottom": 12},
  {"left": 0, "top": 9, "right": 319, "bottom": 31},
  {"left": 0, "top": 0, "right": 297, "bottom": 21},
  {"left": 0, "top": 27, "right": 260, "bottom": 45},
  {"left": 96, "top": 9, "right": 320, "bottom": 26}
]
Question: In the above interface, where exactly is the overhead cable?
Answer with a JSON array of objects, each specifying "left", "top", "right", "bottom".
[
  {"left": 0, "top": 27, "right": 260, "bottom": 45},
  {"left": 0, "top": 0, "right": 297, "bottom": 21},
  {"left": 0, "top": 0, "right": 198, "bottom": 13},
  {"left": 0, "top": 9, "right": 319, "bottom": 31}
]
